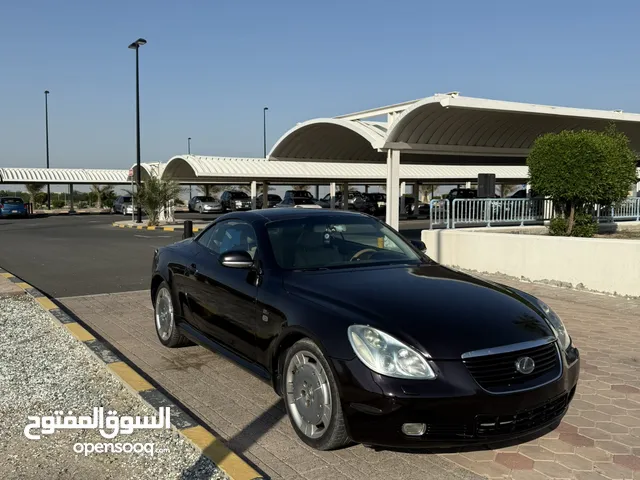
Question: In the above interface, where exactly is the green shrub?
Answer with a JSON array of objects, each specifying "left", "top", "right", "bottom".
[
  {"left": 548, "top": 213, "right": 597, "bottom": 237},
  {"left": 78, "top": 201, "right": 88, "bottom": 209},
  {"left": 52, "top": 200, "right": 65, "bottom": 209}
]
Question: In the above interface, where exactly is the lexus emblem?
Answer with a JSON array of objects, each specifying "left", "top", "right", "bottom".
[{"left": 515, "top": 356, "right": 535, "bottom": 375}]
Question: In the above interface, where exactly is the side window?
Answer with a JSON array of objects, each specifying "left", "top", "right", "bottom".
[{"left": 198, "top": 221, "right": 258, "bottom": 259}]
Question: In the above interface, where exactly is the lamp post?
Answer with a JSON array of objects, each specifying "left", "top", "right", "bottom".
[
  {"left": 44, "top": 90, "right": 51, "bottom": 210},
  {"left": 263, "top": 106, "right": 268, "bottom": 158},
  {"left": 128, "top": 37, "right": 147, "bottom": 223},
  {"left": 188, "top": 137, "right": 191, "bottom": 154}
]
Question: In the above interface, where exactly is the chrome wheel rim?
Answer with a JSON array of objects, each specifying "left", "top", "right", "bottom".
[
  {"left": 285, "top": 351, "right": 332, "bottom": 439},
  {"left": 154, "top": 287, "right": 174, "bottom": 341}
]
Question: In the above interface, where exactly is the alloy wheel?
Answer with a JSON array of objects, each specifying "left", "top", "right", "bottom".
[
  {"left": 154, "top": 287, "right": 174, "bottom": 341},
  {"left": 285, "top": 350, "right": 332, "bottom": 439}
]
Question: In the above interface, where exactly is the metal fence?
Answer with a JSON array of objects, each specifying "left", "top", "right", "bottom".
[{"left": 429, "top": 197, "right": 639, "bottom": 229}]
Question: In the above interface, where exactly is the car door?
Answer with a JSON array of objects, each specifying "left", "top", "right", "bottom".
[{"left": 190, "top": 219, "right": 259, "bottom": 361}]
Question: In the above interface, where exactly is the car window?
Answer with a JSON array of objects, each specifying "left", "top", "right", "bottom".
[
  {"left": 266, "top": 215, "right": 420, "bottom": 270},
  {"left": 1, "top": 198, "right": 23, "bottom": 204},
  {"left": 198, "top": 220, "right": 258, "bottom": 259},
  {"left": 229, "top": 191, "right": 249, "bottom": 199}
]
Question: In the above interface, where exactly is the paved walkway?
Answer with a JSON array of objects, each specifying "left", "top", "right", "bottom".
[{"left": 58, "top": 277, "right": 640, "bottom": 480}]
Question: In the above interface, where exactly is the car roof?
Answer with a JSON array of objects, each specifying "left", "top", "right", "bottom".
[{"left": 233, "top": 208, "right": 365, "bottom": 222}]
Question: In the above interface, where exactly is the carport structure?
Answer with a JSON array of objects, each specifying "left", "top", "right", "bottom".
[
  {"left": 147, "top": 155, "right": 529, "bottom": 210},
  {"left": 268, "top": 92, "right": 640, "bottom": 229},
  {"left": 0, "top": 167, "right": 130, "bottom": 211}
]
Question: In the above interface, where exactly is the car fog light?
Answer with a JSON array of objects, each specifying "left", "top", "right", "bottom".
[{"left": 402, "top": 423, "right": 426, "bottom": 436}]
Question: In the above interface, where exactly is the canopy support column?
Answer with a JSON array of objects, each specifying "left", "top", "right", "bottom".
[
  {"left": 330, "top": 182, "right": 336, "bottom": 209},
  {"left": 341, "top": 182, "right": 348, "bottom": 210},
  {"left": 69, "top": 183, "right": 75, "bottom": 214},
  {"left": 250, "top": 181, "right": 257, "bottom": 210},
  {"left": 314, "top": 185, "right": 319, "bottom": 200},
  {"left": 385, "top": 149, "right": 400, "bottom": 230},
  {"left": 465, "top": 181, "right": 471, "bottom": 188},
  {"left": 400, "top": 181, "right": 406, "bottom": 214},
  {"left": 261, "top": 182, "right": 269, "bottom": 209}
]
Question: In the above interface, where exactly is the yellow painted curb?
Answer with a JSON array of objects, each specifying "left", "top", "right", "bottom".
[
  {"left": 1, "top": 272, "right": 14, "bottom": 279},
  {"left": 181, "top": 426, "right": 261, "bottom": 480},
  {"left": 36, "top": 297, "right": 58, "bottom": 311},
  {"left": 65, "top": 322, "right": 96, "bottom": 342},
  {"left": 163, "top": 227, "right": 175, "bottom": 232},
  {"left": 15, "top": 282, "right": 31, "bottom": 289},
  {"left": 107, "top": 361, "right": 154, "bottom": 392},
  {"left": 146, "top": 226, "right": 156, "bottom": 231}
]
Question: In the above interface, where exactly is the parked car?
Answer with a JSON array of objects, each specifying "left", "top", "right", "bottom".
[
  {"left": 275, "top": 197, "right": 323, "bottom": 209},
  {"left": 0, "top": 197, "right": 28, "bottom": 218},
  {"left": 256, "top": 194, "right": 282, "bottom": 209},
  {"left": 220, "top": 190, "right": 252, "bottom": 211},
  {"left": 282, "top": 190, "right": 317, "bottom": 202},
  {"left": 189, "top": 196, "right": 223, "bottom": 214},
  {"left": 363, "top": 193, "right": 386, "bottom": 214},
  {"left": 151, "top": 209, "right": 579, "bottom": 451},
  {"left": 317, "top": 191, "right": 366, "bottom": 210},
  {"left": 112, "top": 196, "right": 133, "bottom": 215},
  {"left": 446, "top": 188, "right": 477, "bottom": 202}
]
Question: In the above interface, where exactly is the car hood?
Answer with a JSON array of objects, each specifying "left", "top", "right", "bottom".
[{"left": 283, "top": 264, "right": 554, "bottom": 359}]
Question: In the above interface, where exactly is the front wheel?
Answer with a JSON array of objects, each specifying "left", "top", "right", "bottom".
[{"left": 282, "top": 339, "right": 350, "bottom": 450}]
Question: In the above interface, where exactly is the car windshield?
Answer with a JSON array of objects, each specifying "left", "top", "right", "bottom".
[
  {"left": 266, "top": 215, "right": 421, "bottom": 270},
  {"left": 229, "top": 191, "right": 249, "bottom": 199},
  {"left": 201, "top": 197, "right": 217, "bottom": 202},
  {"left": 268, "top": 195, "right": 281, "bottom": 201},
  {"left": 291, "top": 191, "right": 312, "bottom": 198},
  {"left": 1, "top": 198, "right": 23, "bottom": 205},
  {"left": 122, "top": 196, "right": 132, "bottom": 203}
]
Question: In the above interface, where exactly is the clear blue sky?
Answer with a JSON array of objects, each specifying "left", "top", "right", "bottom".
[{"left": 1, "top": 0, "right": 639, "bottom": 172}]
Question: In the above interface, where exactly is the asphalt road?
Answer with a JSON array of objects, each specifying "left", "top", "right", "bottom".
[{"left": 0, "top": 213, "right": 429, "bottom": 298}]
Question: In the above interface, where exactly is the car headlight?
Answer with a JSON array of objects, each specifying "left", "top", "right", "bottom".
[
  {"left": 536, "top": 300, "right": 571, "bottom": 350},
  {"left": 235, "top": 200, "right": 242, "bottom": 205},
  {"left": 348, "top": 325, "right": 436, "bottom": 380}
]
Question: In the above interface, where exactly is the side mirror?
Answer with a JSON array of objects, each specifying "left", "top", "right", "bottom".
[
  {"left": 411, "top": 240, "right": 427, "bottom": 253},
  {"left": 219, "top": 250, "right": 254, "bottom": 269}
]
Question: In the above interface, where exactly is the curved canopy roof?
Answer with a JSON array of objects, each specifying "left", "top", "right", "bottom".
[
  {"left": 268, "top": 93, "right": 640, "bottom": 162},
  {"left": 0, "top": 167, "right": 129, "bottom": 185},
  {"left": 161, "top": 155, "right": 530, "bottom": 183},
  {"left": 268, "top": 119, "right": 387, "bottom": 162},
  {"left": 129, "top": 162, "right": 167, "bottom": 182}
]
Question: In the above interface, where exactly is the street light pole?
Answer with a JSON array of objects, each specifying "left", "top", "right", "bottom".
[
  {"left": 263, "top": 107, "right": 268, "bottom": 158},
  {"left": 44, "top": 90, "right": 51, "bottom": 210},
  {"left": 188, "top": 137, "right": 191, "bottom": 155},
  {"left": 128, "top": 38, "right": 147, "bottom": 223}
]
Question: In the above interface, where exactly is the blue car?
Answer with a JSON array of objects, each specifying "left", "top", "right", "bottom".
[{"left": 0, "top": 197, "right": 28, "bottom": 218}]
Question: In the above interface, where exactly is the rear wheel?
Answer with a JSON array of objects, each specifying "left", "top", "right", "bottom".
[
  {"left": 154, "top": 282, "right": 191, "bottom": 348},
  {"left": 282, "top": 339, "right": 350, "bottom": 450}
]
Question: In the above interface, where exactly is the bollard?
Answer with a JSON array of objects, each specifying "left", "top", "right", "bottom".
[{"left": 183, "top": 220, "right": 194, "bottom": 239}]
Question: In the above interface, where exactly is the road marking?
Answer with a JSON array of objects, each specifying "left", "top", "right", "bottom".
[
  {"left": 180, "top": 426, "right": 262, "bottom": 480},
  {"left": 135, "top": 234, "right": 171, "bottom": 239},
  {"left": 107, "top": 361, "right": 154, "bottom": 392},
  {"left": 65, "top": 322, "right": 96, "bottom": 341}
]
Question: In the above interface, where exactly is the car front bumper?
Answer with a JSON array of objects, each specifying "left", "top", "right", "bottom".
[{"left": 331, "top": 346, "right": 579, "bottom": 448}]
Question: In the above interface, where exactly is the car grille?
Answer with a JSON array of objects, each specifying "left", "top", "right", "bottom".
[
  {"left": 463, "top": 340, "right": 561, "bottom": 393},
  {"left": 418, "top": 393, "right": 569, "bottom": 440},
  {"left": 476, "top": 393, "right": 569, "bottom": 437}
]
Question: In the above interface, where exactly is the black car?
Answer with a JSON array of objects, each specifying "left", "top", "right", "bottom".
[
  {"left": 256, "top": 194, "right": 282, "bottom": 209},
  {"left": 220, "top": 190, "right": 252, "bottom": 211},
  {"left": 151, "top": 209, "right": 579, "bottom": 451}
]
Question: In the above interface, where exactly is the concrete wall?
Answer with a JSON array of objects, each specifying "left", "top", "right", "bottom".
[{"left": 422, "top": 227, "right": 640, "bottom": 297}]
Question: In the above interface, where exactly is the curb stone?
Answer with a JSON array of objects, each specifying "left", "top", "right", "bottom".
[{"left": 0, "top": 266, "right": 263, "bottom": 480}]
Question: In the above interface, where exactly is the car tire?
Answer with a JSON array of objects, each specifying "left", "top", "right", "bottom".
[
  {"left": 282, "top": 338, "right": 350, "bottom": 451},
  {"left": 153, "top": 282, "right": 191, "bottom": 348}
]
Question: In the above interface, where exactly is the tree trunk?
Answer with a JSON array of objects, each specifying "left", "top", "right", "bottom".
[
  {"left": 96, "top": 195, "right": 102, "bottom": 209},
  {"left": 566, "top": 202, "right": 576, "bottom": 235}
]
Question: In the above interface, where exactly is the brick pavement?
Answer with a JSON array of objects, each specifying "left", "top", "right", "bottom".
[{"left": 58, "top": 277, "right": 640, "bottom": 480}]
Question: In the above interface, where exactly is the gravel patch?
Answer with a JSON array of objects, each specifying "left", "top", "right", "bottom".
[{"left": 0, "top": 295, "right": 228, "bottom": 480}]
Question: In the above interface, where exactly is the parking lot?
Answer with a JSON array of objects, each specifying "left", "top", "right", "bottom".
[{"left": 2, "top": 214, "right": 640, "bottom": 479}]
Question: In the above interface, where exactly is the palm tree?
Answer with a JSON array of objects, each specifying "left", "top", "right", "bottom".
[
  {"left": 292, "top": 185, "right": 310, "bottom": 191},
  {"left": 127, "top": 177, "right": 182, "bottom": 226},
  {"left": 25, "top": 184, "right": 44, "bottom": 207},
  {"left": 90, "top": 184, "right": 114, "bottom": 209}
]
